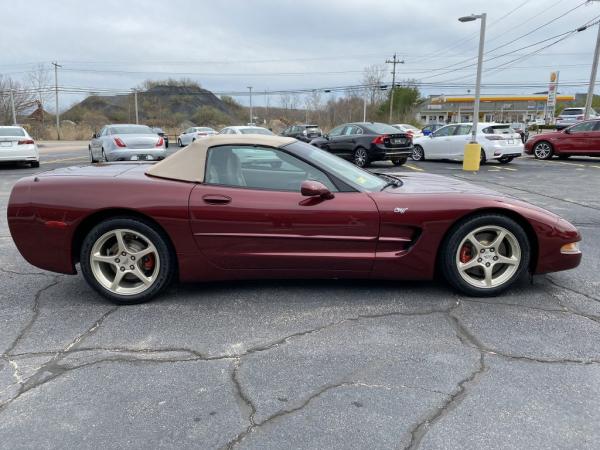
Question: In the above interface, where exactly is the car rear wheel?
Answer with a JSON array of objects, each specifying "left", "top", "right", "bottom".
[
  {"left": 412, "top": 145, "right": 425, "bottom": 161},
  {"left": 498, "top": 156, "right": 514, "bottom": 164},
  {"left": 441, "top": 214, "right": 530, "bottom": 297},
  {"left": 80, "top": 217, "right": 174, "bottom": 304},
  {"left": 533, "top": 141, "right": 553, "bottom": 160},
  {"left": 101, "top": 149, "right": 108, "bottom": 162},
  {"left": 392, "top": 158, "right": 407, "bottom": 166},
  {"left": 353, "top": 147, "right": 369, "bottom": 168}
]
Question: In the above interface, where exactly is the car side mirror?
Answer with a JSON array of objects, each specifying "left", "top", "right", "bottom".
[{"left": 301, "top": 180, "right": 334, "bottom": 199}]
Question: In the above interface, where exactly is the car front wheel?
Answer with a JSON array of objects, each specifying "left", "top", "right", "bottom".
[
  {"left": 412, "top": 145, "right": 425, "bottom": 161},
  {"left": 533, "top": 141, "right": 553, "bottom": 160},
  {"left": 498, "top": 156, "right": 514, "bottom": 164},
  {"left": 441, "top": 214, "right": 530, "bottom": 297},
  {"left": 80, "top": 217, "right": 174, "bottom": 304},
  {"left": 177, "top": 139, "right": 183, "bottom": 147}
]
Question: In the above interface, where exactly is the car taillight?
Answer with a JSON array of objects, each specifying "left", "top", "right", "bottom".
[
  {"left": 114, "top": 137, "right": 127, "bottom": 147},
  {"left": 198, "top": 132, "right": 207, "bottom": 136},
  {"left": 485, "top": 135, "right": 504, "bottom": 140},
  {"left": 372, "top": 135, "right": 388, "bottom": 144},
  {"left": 17, "top": 139, "right": 34, "bottom": 145},
  {"left": 156, "top": 136, "right": 164, "bottom": 147}
]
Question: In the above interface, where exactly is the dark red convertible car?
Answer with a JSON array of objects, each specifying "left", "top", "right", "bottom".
[{"left": 8, "top": 135, "right": 581, "bottom": 304}]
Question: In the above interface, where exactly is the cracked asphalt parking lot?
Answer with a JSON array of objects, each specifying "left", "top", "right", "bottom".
[{"left": 1, "top": 142, "right": 600, "bottom": 449}]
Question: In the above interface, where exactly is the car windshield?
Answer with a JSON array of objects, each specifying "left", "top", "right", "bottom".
[
  {"left": 110, "top": 125, "right": 153, "bottom": 134},
  {"left": 561, "top": 109, "right": 584, "bottom": 116},
  {"left": 0, "top": 127, "right": 26, "bottom": 137},
  {"left": 363, "top": 123, "right": 402, "bottom": 134},
  {"left": 240, "top": 128, "right": 273, "bottom": 135},
  {"left": 283, "top": 141, "right": 386, "bottom": 192}
]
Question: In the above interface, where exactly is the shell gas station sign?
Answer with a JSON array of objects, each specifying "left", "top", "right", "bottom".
[{"left": 545, "top": 71, "right": 559, "bottom": 122}]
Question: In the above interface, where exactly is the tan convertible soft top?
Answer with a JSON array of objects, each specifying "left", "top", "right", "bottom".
[{"left": 145, "top": 134, "right": 296, "bottom": 182}]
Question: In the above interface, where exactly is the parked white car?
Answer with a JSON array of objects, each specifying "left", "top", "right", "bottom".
[
  {"left": 218, "top": 126, "right": 273, "bottom": 135},
  {"left": 392, "top": 123, "right": 423, "bottom": 139},
  {"left": 412, "top": 123, "right": 523, "bottom": 164},
  {"left": 0, "top": 126, "right": 39, "bottom": 167},
  {"left": 177, "top": 127, "right": 216, "bottom": 147}
]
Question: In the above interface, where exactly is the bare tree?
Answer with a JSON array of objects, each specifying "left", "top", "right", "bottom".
[
  {"left": 0, "top": 76, "right": 36, "bottom": 125},
  {"left": 27, "top": 63, "right": 52, "bottom": 114},
  {"left": 362, "top": 64, "right": 387, "bottom": 105}
]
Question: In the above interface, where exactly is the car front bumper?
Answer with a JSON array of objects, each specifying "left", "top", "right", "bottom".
[{"left": 106, "top": 148, "right": 167, "bottom": 162}]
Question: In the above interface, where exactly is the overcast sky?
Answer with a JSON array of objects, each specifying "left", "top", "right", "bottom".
[{"left": 2, "top": 0, "right": 599, "bottom": 110}]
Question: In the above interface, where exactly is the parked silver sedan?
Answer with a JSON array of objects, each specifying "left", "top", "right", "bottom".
[{"left": 89, "top": 124, "right": 167, "bottom": 162}]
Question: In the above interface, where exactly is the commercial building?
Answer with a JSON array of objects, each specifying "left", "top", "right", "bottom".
[{"left": 417, "top": 94, "right": 576, "bottom": 124}]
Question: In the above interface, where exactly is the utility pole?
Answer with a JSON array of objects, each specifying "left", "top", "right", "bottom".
[
  {"left": 52, "top": 62, "right": 62, "bottom": 140},
  {"left": 9, "top": 89, "right": 16, "bottom": 125},
  {"left": 134, "top": 90, "right": 139, "bottom": 124},
  {"left": 247, "top": 86, "right": 253, "bottom": 125},
  {"left": 363, "top": 91, "right": 367, "bottom": 122},
  {"left": 265, "top": 89, "right": 269, "bottom": 125},
  {"left": 385, "top": 53, "right": 405, "bottom": 123},
  {"left": 585, "top": 13, "right": 600, "bottom": 119}
]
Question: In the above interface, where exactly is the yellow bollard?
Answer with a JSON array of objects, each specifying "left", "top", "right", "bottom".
[{"left": 463, "top": 142, "right": 481, "bottom": 171}]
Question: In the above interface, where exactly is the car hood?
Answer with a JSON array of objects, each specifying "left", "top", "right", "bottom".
[{"left": 371, "top": 172, "right": 560, "bottom": 220}]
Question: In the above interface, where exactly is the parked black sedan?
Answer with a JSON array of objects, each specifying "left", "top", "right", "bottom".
[
  {"left": 309, "top": 122, "right": 412, "bottom": 167},
  {"left": 152, "top": 127, "right": 169, "bottom": 148},
  {"left": 281, "top": 124, "right": 322, "bottom": 142}
]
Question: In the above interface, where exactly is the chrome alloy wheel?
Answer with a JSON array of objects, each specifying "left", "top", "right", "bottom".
[
  {"left": 90, "top": 229, "right": 160, "bottom": 296},
  {"left": 533, "top": 142, "right": 552, "bottom": 159},
  {"left": 412, "top": 145, "right": 424, "bottom": 161},
  {"left": 354, "top": 148, "right": 368, "bottom": 167},
  {"left": 455, "top": 225, "right": 521, "bottom": 289}
]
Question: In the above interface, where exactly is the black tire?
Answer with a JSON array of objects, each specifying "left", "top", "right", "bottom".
[
  {"left": 30, "top": 161, "right": 40, "bottom": 168},
  {"left": 533, "top": 141, "right": 553, "bottom": 160},
  {"left": 480, "top": 149, "right": 487, "bottom": 165},
  {"left": 392, "top": 158, "right": 407, "bottom": 166},
  {"left": 440, "top": 214, "right": 531, "bottom": 297},
  {"left": 353, "top": 147, "right": 369, "bottom": 168},
  {"left": 79, "top": 217, "right": 175, "bottom": 304},
  {"left": 498, "top": 156, "right": 514, "bottom": 164},
  {"left": 412, "top": 145, "right": 425, "bottom": 161},
  {"left": 101, "top": 149, "right": 108, "bottom": 162},
  {"left": 558, "top": 154, "right": 570, "bottom": 160},
  {"left": 177, "top": 139, "right": 183, "bottom": 147}
]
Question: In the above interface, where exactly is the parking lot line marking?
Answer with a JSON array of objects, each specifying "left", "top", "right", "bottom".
[
  {"left": 555, "top": 161, "right": 586, "bottom": 168},
  {"left": 499, "top": 166, "right": 517, "bottom": 171},
  {"left": 43, "top": 156, "right": 89, "bottom": 164},
  {"left": 404, "top": 164, "right": 424, "bottom": 172}
]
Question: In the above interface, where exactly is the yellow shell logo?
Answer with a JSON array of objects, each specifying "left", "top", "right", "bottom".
[{"left": 550, "top": 72, "right": 557, "bottom": 82}]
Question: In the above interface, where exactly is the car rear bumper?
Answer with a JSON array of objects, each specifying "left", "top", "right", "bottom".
[
  {"left": 370, "top": 145, "right": 413, "bottom": 161},
  {"left": 106, "top": 148, "right": 167, "bottom": 162},
  {"left": 0, "top": 145, "right": 39, "bottom": 162}
]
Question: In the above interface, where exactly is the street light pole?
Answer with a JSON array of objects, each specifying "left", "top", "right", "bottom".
[
  {"left": 458, "top": 12, "right": 486, "bottom": 170},
  {"left": 247, "top": 86, "right": 253, "bottom": 125},
  {"left": 9, "top": 89, "right": 16, "bottom": 125},
  {"left": 585, "top": 18, "right": 600, "bottom": 119},
  {"left": 52, "top": 61, "right": 62, "bottom": 140}
]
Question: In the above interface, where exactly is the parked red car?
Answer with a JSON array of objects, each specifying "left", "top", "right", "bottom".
[
  {"left": 8, "top": 135, "right": 581, "bottom": 304},
  {"left": 525, "top": 119, "right": 600, "bottom": 159}
]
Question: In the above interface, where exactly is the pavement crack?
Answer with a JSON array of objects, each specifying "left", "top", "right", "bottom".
[
  {"left": 3, "top": 275, "right": 62, "bottom": 355},
  {"left": 0, "top": 267, "right": 53, "bottom": 277},
  {"left": 226, "top": 358, "right": 257, "bottom": 449},
  {"left": 545, "top": 276, "right": 600, "bottom": 305}
]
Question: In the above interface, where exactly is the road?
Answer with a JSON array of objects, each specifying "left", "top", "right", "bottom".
[{"left": 1, "top": 141, "right": 599, "bottom": 449}]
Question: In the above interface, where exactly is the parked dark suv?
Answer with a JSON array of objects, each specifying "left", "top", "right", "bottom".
[
  {"left": 309, "top": 122, "right": 412, "bottom": 167},
  {"left": 281, "top": 124, "right": 322, "bottom": 142}
]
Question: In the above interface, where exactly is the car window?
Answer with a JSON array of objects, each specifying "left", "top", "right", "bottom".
[
  {"left": 0, "top": 127, "right": 26, "bottom": 137},
  {"left": 432, "top": 125, "right": 456, "bottom": 137},
  {"left": 561, "top": 109, "right": 584, "bottom": 116},
  {"left": 482, "top": 125, "right": 514, "bottom": 135},
  {"left": 205, "top": 145, "right": 337, "bottom": 192},
  {"left": 342, "top": 126, "right": 355, "bottom": 136},
  {"left": 569, "top": 121, "right": 596, "bottom": 133},
  {"left": 454, "top": 125, "right": 472, "bottom": 135},
  {"left": 328, "top": 125, "right": 345, "bottom": 137}
]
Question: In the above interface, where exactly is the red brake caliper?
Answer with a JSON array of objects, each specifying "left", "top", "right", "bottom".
[
  {"left": 142, "top": 254, "right": 155, "bottom": 271},
  {"left": 459, "top": 244, "right": 473, "bottom": 264}
]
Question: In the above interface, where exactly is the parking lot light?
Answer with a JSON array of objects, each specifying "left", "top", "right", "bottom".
[{"left": 459, "top": 12, "right": 486, "bottom": 172}]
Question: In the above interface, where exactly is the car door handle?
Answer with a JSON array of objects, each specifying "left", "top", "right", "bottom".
[{"left": 202, "top": 194, "right": 231, "bottom": 205}]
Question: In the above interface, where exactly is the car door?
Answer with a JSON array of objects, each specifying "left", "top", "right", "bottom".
[
  {"left": 322, "top": 125, "right": 346, "bottom": 155},
  {"left": 188, "top": 144, "right": 379, "bottom": 272},
  {"left": 425, "top": 125, "right": 457, "bottom": 159},
  {"left": 334, "top": 125, "right": 359, "bottom": 158},
  {"left": 448, "top": 124, "right": 472, "bottom": 159},
  {"left": 564, "top": 121, "right": 598, "bottom": 154}
]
